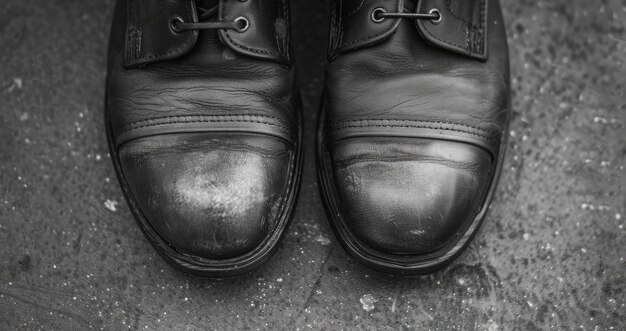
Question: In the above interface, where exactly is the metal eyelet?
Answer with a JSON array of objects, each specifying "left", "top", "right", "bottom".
[
  {"left": 429, "top": 8, "right": 442, "bottom": 24},
  {"left": 169, "top": 15, "right": 184, "bottom": 33},
  {"left": 371, "top": 7, "right": 387, "bottom": 23},
  {"left": 234, "top": 16, "right": 250, "bottom": 32}
]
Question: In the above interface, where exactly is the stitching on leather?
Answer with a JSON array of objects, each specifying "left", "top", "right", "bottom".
[
  {"left": 340, "top": 29, "right": 391, "bottom": 47},
  {"left": 329, "top": 119, "right": 497, "bottom": 141},
  {"left": 135, "top": 26, "right": 142, "bottom": 58},
  {"left": 331, "top": 119, "right": 492, "bottom": 133},
  {"left": 222, "top": 0, "right": 277, "bottom": 56},
  {"left": 224, "top": 32, "right": 277, "bottom": 55},
  {"left": 117, "top": 115, "right": 291, "bottom": 138},
  {"left": 125, "top": 27, "right": 134, "bottom": 61},
  {"left": 281, "top": 0, "right": 289, "bottom": 61},
  {"left": 478, "top": 0, "right": 486, "bottom": 54}
]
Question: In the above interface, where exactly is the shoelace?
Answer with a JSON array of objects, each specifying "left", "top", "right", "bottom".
[
  {"left": 170, "top": 5, "right": 249, "bottom": 33},
  {"left": 371, "top": 7, "right": 442, "bottom": 24},
  {"left": 169, "top": 5, "right": 439, "bottom": 33}
]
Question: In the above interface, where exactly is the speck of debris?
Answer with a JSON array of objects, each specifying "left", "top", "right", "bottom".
[
  {"left": 8, "top": 78, "right": 23, "bottom": 92},
  {"left": 104, "top": 199, "right": 119, "bottom": 212},
  {"left": 359, "top": 294, "right": 378, "bottom": 312},
  {"left": 315, "top": 234, "right": 331, "bottom": 245}
]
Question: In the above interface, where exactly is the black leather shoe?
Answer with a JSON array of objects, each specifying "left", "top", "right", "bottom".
[
  {"left": 105, "top": 0, "right": 302, "bottom": 277},
  {"left": 317, "top": 0, "right": 510, "bottom": 275}
]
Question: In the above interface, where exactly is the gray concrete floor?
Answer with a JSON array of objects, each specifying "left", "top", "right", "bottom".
[{"left": 0, "top": 0, "right": 624, "bottom": 330}]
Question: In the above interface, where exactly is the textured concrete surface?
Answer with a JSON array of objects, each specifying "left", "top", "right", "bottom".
[{"left": 0, "top": 0, "right": 624, "bottom": 330}]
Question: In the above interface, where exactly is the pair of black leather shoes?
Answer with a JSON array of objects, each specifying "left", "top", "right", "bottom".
[{"left": 106, "top": 0, "right": 510, "bottom": 277}]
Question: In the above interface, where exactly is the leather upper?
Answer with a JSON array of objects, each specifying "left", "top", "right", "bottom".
[
  {"left": 109, "top": 0, "right": 297, "bottom": 149},
  {"left": 325, "top": 0, "right": 508, "bottom": 157},
  {"left": 321, "top": 0, "right": 510, "bottom": 256},
  {"left": 106, "top": 0, "right": 299, "bottom": 260}
]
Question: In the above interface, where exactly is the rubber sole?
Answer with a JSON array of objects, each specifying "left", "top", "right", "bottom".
[
  {"left": 315, "top": 101, "right": 509, "bottom": 275},
  {"left": 105, "top": 91, "right": 304, "bottom": 278}
]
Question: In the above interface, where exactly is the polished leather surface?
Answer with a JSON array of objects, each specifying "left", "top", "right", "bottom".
[
  {"left": 119, "top": 133, "right": 292, "bottom": 259},
  {"left": 330, "top": 138, "right": 492, "bottom": 255},
  {"left": 321, "top": 0, "right": 509, "bottom": 258},
  {"left": 107, "top": 0, "right": 300, "bottom": 263}
]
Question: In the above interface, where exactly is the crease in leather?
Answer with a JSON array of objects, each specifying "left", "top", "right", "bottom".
[
  {"left": 124, "top": 0, "right": 199, "bottom": 68},
  {"left": 329, "top": 0, "right": 489, "bottom": 60},
  {"left": 115, "top": 114, "right": 295, "bottom": 147}
]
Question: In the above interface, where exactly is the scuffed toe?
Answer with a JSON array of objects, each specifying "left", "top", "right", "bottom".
[
  {"left": 119, "top": 132, "right": 292, "bottom": 259},
  {"left": 331, "top": 137, "right": 493, "bottom": 255}
]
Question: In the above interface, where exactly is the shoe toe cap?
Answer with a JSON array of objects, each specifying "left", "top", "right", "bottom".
[
  {"left": 118, "top": 132, "right": 293, "bottom": 259},
  {"left": 331, "top": 138, "right": 493, "bottom": 255}
]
